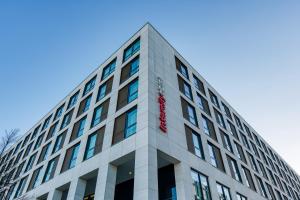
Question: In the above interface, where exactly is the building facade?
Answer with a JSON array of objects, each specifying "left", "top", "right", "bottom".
[{"left": 0, "top": 23, "right": 299, "bottom": 200}]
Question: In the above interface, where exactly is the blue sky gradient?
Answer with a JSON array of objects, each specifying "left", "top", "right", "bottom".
[{"left": 0, "top": 1, "right": 299, "bottom": 172}]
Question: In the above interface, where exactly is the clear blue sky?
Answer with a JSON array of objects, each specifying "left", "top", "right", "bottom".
[{"left": 0, "top": 1, "right": 299, "bottom": 172}]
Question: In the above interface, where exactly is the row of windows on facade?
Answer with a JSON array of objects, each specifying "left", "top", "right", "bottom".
[
  {"left": 0, "top": 75, "right": 139, "bottom": 183},
  {"left": 0, "top": 38, "right": 140, "bottom": 170},
  {"left": 180, "top": 91, "right": 300, "bottom": 198},
  {"left": 0, "top": 40, "right": 141, "bottom": 198},
  {"left": 0, "top": 104, "right": 139, "bottom": 200},
  {"left": 176, "top": 58, "right": 300, "bottom": 198},
  {"left": 185, "top": 124, "right": 299, "bottom": 200},
  {"left": 175, "top": 57, "right": 300, "bottom": 190}
]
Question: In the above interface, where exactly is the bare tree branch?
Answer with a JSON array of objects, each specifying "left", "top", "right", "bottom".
[{"left": 0, "top": 129, "right": 19, "bottom": 158}]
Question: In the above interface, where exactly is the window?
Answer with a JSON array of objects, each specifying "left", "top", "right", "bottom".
[
  {"left": 201, "top": 115, "right": 217, "bottom": 141},
  {"left": 221, "top": 102, "right": 232, "bottom": 120},
  {"left": 34, "top": 133, "right": 45, "bottom": 150},
  {"left": 175, "top": 57, "right": 189, "bottom": 79},
  {"left": 117, "top": 78, "right": 139, "bottom": 110},
  {"left": 128, "top": 79, "right": 139, "bottom": 102},
  {"left": 25, "top": 153, "right": 37, "bottom": 172},
  {"left": 52, "top": 131, "right": 67, "bottom": 154},
  {"left": 234, "top": 114, "right": 244, "bottom": 131},
  {"left": 13, "top": 142, "right": 22, "bottom": 155},
  {"left": 67, "top": 91, "right": 79, "bottom": 109},
  {"left": 241, "top": 166, "right": 256, "bottom": 191},
  {"left": 250, "top": 141, "right": 260, "bottom": 158},
  {"left": 207, "top": 142, "right": 225, "bottom": 171},
  {"left": 83, "top": 76, "right": 96, "bottom": 96},
  {"left": 180, "top": 98, "right": 198, "bottom": 126},
  {"left": 38, "top": 142, "right": 51, "bottom": 164},
  {"left": 28, "top": 167, "right": 43, "bottom": 190},
  {"left": 227, "top": 155, "right": 242, "bottom": 182},
  {"left": 193, "top": 75, "right": 206, "bottom": 95},
  {"left": 236, "top": 193, "right": 247, "bottom": 200},
  {"left": 125, "top": 107, "right": 137, "bottom": 138},
  {"left": 228, "top": 121, "right": 239, "bottom": 140},
  {"left": 253, "top": 133, "right": 261, "bottom": 148},
  {"left": 14, "top": 162, "right": 25, "bottom": 179},
  {"left": 54, "top": 104, "right": 64, "bottom": 121},
  {"left": 243, "top": 124, "right": 253, "bottom": 139},
  {"left": 240, "top": 133, "right": 250, "bottom": 149},
  {"left": 257, "top": 160, "right": 268, "bottom": 179},
  {"left": 22, "top": 134, "right": 30, "bottom": 147},
  {"left": 234, "top": 142, "right": 247, "bottom": 164},
  {"left": 41, "top": 115, "right": 52, "bottom": 131},
  {"left": 91, "top": 99, "right": 109, "bottom": 128},
  {"left": 84, "top": 127, "right": 105, "bottom": 160},
  {"left": 112, "top": 106, "right": 137, "bottom": 144},
  {"left": 97, "top": 76, "right": 113, "bottom": 101},
  {"left": 187, "top": 104, "right": 197, "bottom": 126},
  {"left": 220, "top": 130, "right": 233, "bottom": 152},
  {"left": 214, "top": 108, "right": 226, "bottom": 129},
  {"left": 123, "top": 38, "right": 140, "bottom": 62},
  {"left": 43, "top": 156, "right": 59, "bottom": 182},
  {"left": 216, "top": 183, "right": 232, "bottom": 200},
  {"left": 61, "top": 143, "right": 80, "bottom": 172},
  {"left": 14, "top": 176, "right": 28, "bottom": 198},
  {"left": 70, "top": 116, "right": 87, "bottom": 142},
  {"left": 23, "top": 142, "right": 33, "bottom": 159},
  {"left": 120, "top": 56, "right": 139, "bottom": 83},
  {"left": 77, "top": 94, "right": 92, "bottom": 117},
  {"left": 247, "top": 152, "right": 258, "bottom": 172},
  {"left": 69, "top": 144, "right": 80, "bottom": 169},
  {"left": 102, "top": 59, "right": 116, "bottom": 80},
  {"left": 266, "top": 183, "right": 276, "bottom": 200},
  {"left": 31, "top": 125, "right": 41, "bottom": 140},
  {"left": 178, "top": 75, "right": 192, "bottom": 100},
  {"left": 208, "top": 90, "right": 220, "bottom": 108},
  {"left": 191, "top": 169, "right": 211, "bottom": 200},
  {"left": 46, "top": 122, "right": 58, "bottom": 141},
  {"left": 196, "top": 94, "right": 210, "bottom": 115},
  {"left": 185, "top": 125, "right": 204, "bottom": 159},
  {"left": 60, "top": 109, "right": 74, "bottom": 130}
]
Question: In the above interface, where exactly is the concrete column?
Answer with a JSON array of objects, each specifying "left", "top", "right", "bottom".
[
  {"left": 133, "top": 145, "right": 158, "bottom": 200},
  {"left": 174, "top": 162, "right": 194, "bottom": 200},
  {"left": 94, "top": 164, "right": 117, "bottom": 200},
  {"left": 47, "top": 189, "right": 62, "bottom": 200},
  {"left": 67, "top": 178, "right": 86, "bottom": 200}
]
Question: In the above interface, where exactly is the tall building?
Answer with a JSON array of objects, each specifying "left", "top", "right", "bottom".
[{"left": 0, "top": 23, "right": 299, "bottom": 200}]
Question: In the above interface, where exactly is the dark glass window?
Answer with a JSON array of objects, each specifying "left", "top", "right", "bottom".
[
  {"left": 201, "top": 115, "right": 217, "bottom": 141},
  {"left": 207, "top": 142, "right": 225, "bottom": 172},
  {"left": 91, "top": 99, "right": 109, "bottom": 128},
  {"left": 84, "top": 127, "right": 105, "bottom": 160},
  {"left": 120, "top": 56, "right": 139, "bottom": 83},
  {"left": 208, "top": 90, "right": 219, "bottom": 108},
  {"left": 70, "top": 116, "right": 87, "bottom": 142},
  {"left": 193, "top": 75, "right": 205, "bottom": 95},
  {"left": 123, "top": 38, "right": 140, "bottom": 62},
  {"left": 67, "top": 91, "right": 79, "bottom": 109},
  {"left": 83, "top": 76, "right": 96, "bottom": 96},
  {"left": 196, "top": 94, "right": 210, "bottom": 116},
  {"left": 227, "top": 155, "right": 242, "bottom": 182},
  {"left": 54, "top": 104, "right": 65, "bottom": 121},
  {"left": 216, "top": 183, "right": 232, "bottom": 200},
  {"left": 60, "top": 109, "right": 74, "bottom": 130},
  {"left": 52, "top": 131, "right": 67, "bottom": 154},
  {"left": 43, "top": 156, "right": 59, "bottom": 182},
  {"left": 191, "top": 169, "right": 211, "bottom": 200},
  {"left": 102, "top": 59, "right": 116, "bottom": 80}
]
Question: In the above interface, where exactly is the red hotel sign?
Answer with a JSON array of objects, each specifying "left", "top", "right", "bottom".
[
  {"left": 157, "top": 77, "right": 167, "bottom": 133},
  {"left": 158, "top": 94, "right": 167, "bottom": 133}
]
